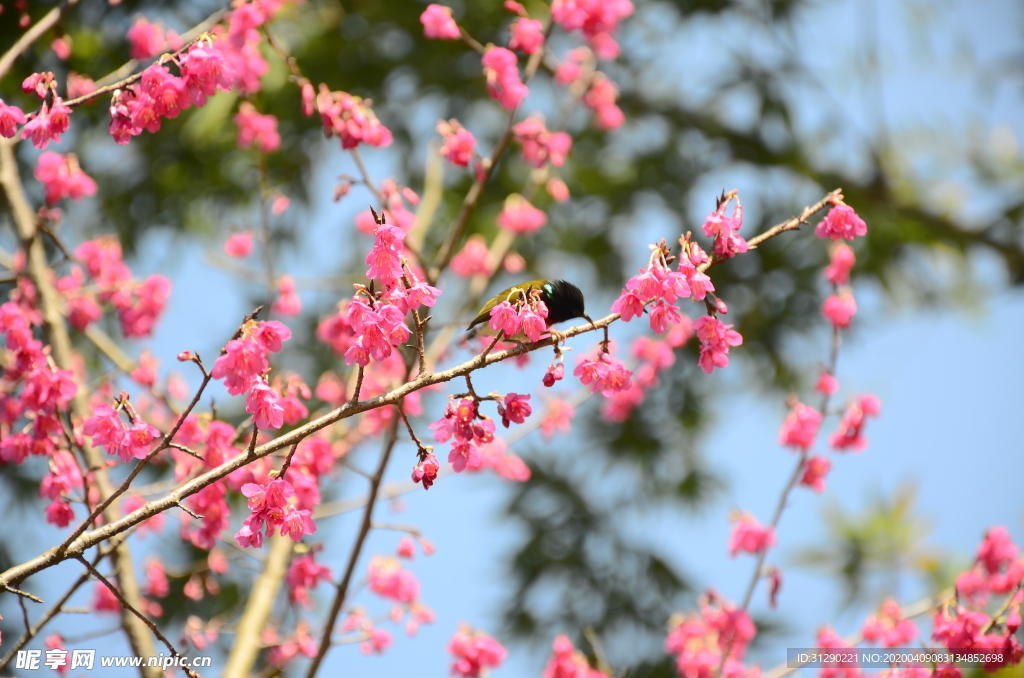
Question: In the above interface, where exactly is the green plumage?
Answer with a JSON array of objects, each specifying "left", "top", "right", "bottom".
[
  {"left": 466, "top": 279, "right": 592, "bottom": 341},
  {"left": 467, "top": 280, "right": 552, "bottom": 331}
]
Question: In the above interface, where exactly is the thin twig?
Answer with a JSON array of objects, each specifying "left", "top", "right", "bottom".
[
  {"left": 74, "top": 556, "right": 199, "bottom": 678},
  {"left": 0, "top": 0, "right": 82, "bottom": 82},
  {"left": 303, "top": 418, "right": 402, "bottom": 678}
]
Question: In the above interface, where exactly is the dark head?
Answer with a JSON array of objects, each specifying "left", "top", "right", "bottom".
[{"left": 541, "top": 280, "right": 592, "bottom": 326}]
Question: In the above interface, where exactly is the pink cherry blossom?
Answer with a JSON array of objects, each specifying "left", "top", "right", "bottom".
[
  {"left": 482, "top": 47, "right": 529, "bottom": 110},
  {"left": 179, "top": 42, "right": 233, "bottom": 107},
  {"left": 420, "top": 4, "right": 461, "bottom": 40},
  {"left": 582, "top": 75, "right": 624, "bottom": 130},
  {"left": 368, "top": 555, "right": 420, "bottom": 603},
  {"left": 728, "top": 514, "right": 776, "bottom": 556},
  {"left": 316, "top": 85, "right": 393, "bottom": 149},
  {"left": 489, "top": 301, "right": 522, "bottom": 337},
  {"left": 497, "top": 194, "right": 547, "bottom": 233},
  {"left": 0, "top": 100, "right": 26, "bottom": 138},
  {"left": 825, "top": 243, "right": 856, "bottom": 285},
  {"left": 829, "top": 394, "right": 881, "bottom": 452},
  {"left": 702, "top": 191, "right": 749, "bottom": 259},
  {"left": 360, "top": 627, "right": 394, "bottom": 655},
  {"left": 412, "top": 452, "right": 440, "bottom": 489},
  {"left": 272, "top": 275, "right": 302, "bottom": 316},
  {"left": 509, "top": 18, "right": 545, "bottom": 54},
  {"left": 976, "top": 526, "right": 1018, "bottom": 575},
  {"left": 778, "top": 401, "right": 822, "bottom": 451},
  {"left": 225, "top": 231, "right": 254, "bottom": 258},
  {"left": 437, "top": 119, "right": 476, "bottom": 167},
  {"left": 397, "top": 536, "right": 416, "bottom": 559},
  {"left": 67, "top": 73, "right": 96, "bottom": 99},
  {"left": 816, "top": 203, "right": 868, "bottom": 241},
  {"left": 117, "top": 275, "right": 171, "bottom": 338},
  {"left": 235, "top": 102, "right": 280, "bottom": 152},
  {"left": 512, "top": 116, "right": 572, "bottom": 168},
  {"left": 126, "top": 18, "right": 167, "bottom": 59},
  {"left": 33, "top": 152, "right": 97, "bottom": 204},
  {"left": 542, "top": 360, "right": 565, "bottom": 388},
  {"left": 574, "top": 353, "right": 633, "bottom": 396},
  {"left": 448, "top": 625, "right": 507, "bottom": 678},
  {"left": 286, "top": 557, "right": 329, "bottom": 606},
  {"left": 497, "top": 392, "right": 532, "bottom": 427},
  {"left": 22, "top": 98, "right": 72, "bottom": 149},
  {"left": 693, "top": 315, "right": 743, "bottom": 374},
  {"left": 543, "top": 634, "right": 611, "bottom": 678},
  {"left": 451, "top": 235, "right": 494, "bottom": 277},
  {"left": 816, "top": 370, "right": 839, "bottom": 396},
  {"left": 551, "top": 0, "right": 634, "bottom": 58},
  {"left": 245, "top": 381, "right": 285, "bottom": 429},
  {"left": 799, "top": 455, "right": 831, "bottom": 493},
  {"left": 862, "top": 599, "right": 918, "bottom": 647},
  {"left": 82, "top": 404, "right": 160, "bottom": 462},
  {"left": 547, "top": 177, "right": 570, "bottom": 202},
  {"left": 823, "top": 290, "right": 857, "bottom": 328}
]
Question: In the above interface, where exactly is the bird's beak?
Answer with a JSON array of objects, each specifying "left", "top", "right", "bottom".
[{"left": 583, "top": 313, "right": 597, "bottom": 331}]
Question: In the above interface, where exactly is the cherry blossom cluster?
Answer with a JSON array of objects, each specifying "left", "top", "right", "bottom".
[
  {"left": 438, "top": 119, "right": 477, "bottom": 168},
  {"left": 448, "top": 625, "right": 508, "bottom": 678},
  {"left": 693, "top": 315, "right": 743, "bottom": 375},
  {"left": 54, "top": 237, "right": 171, "bottom": 338},
  {"left": 612, "top": 240, "right": 704, "bottom": 335},
  {"left": 551, "top": 0, "right": 635, "bottom": 60},
  {"left": 235, "top": 101, "right": 280, "bottom": 153},
  {"left": 0, "top": 290, "right": 78, "bottom": 468},
  {"left": 428, "top": 397, "right": 497, "bottom": 474},
  {"left": 82, "top": 403, "right": 161, "bottom": 464},
  {"left": 573, "top": 348, "right": 633, "bottom": 397},
  {"left": 482, "top": 47, "right": 530, "bottom": 110},
  {"left": 542, "top": 634, "right": 612, "bottom": 678},
  {"left": 809, "top": 528, "right": 1023, "bottom": 678},
  {"left": 664, "top": 592, "right": 759, "bottom": 678},
  {"left": 340, "top": 222, "right": 439, "bottom": 367},
  {"left": 728, "top": 513, "right": 777, "bottom": 557},
  {"left": 127, "top": 17, "right": 183, "bottom": 60},
  {"left": 210, "top": 317, "right": 291, "bottom": 393},
  {"left": 497, "top": 193, "right": 548, "bottom": 234},
  {"left": 33, "top": 152, "right": 97, "bottom": 204},
  {"left": 234, "top": 477, "right": 316, "bottom": 548},
  {"left": 512, "top": 116, "right": 572, "bottom": 168},
  {"left": 314, "top": 84, "right": 393, "bottom": 149},
  {"left": 601, "top": 322, "right": 692, "bottom": 421},
  {"left": 701, "top": 190, "right": 749, "bottom": 259},
  {"left": 12, "top": 72, "right": 71, "bottom": 149},
  {"left": 420, "top": 4, "right": 462, "bottom": 41}
]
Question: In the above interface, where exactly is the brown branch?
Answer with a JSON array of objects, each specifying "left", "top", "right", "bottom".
[
  {"left": 1, "top": 583, "right": 42, "bottom": 603},
  {"left": 75, "top": 556, "right": 199, "bottom": 678},
  {"left": 303, "top": 417, "right": 401, "bottom": 678},
  {"left": 0, "top": 0, "right": 82, "bottom": 83},
  {"left": 0, "top": 539, "right": 126, "bottom": 673}
]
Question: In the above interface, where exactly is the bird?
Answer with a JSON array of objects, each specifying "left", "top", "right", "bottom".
[{"left": 465, "top": 279, "right": 595, "bottom": 343}]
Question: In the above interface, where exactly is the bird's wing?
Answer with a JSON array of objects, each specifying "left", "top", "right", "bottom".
[{"left": 466, "top": 280, "right": 545, "bottom": 330}]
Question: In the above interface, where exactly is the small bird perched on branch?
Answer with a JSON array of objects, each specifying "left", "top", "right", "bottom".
[{"left": 466, "top": 279, "right": 595, "bottom": 343}]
